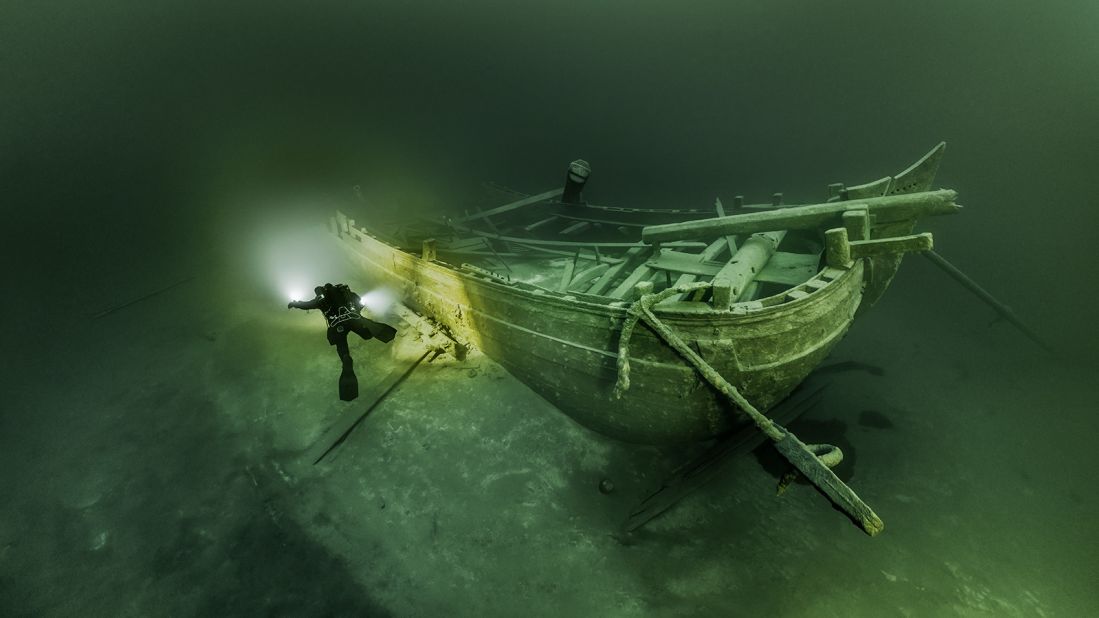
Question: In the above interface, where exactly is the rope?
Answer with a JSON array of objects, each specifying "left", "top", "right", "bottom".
[{"left": 614, "top": 283, "right": 709, "bottom": 399}]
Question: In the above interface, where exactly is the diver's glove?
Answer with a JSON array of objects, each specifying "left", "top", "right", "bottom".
[{"left": 287, "top": 301, "right": 296, "bottom": 310}]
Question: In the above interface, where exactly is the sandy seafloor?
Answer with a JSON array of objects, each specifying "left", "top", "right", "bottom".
[{"left": 2, "top": 224, "right": 1096, "bottom": 618}]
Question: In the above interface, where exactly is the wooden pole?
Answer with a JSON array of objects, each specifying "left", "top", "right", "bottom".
[
  {"left": 710, "top": 230, "right": 786, "bottom": 308},
  {"left": 452, "top": 188, "right": 563, "bottom": 224},
  {"left": 921, "top": 250, "right": 1052, "bottom": 352},
  {"left": 310, "top": 348, "right": 432, "bottom": 465},
  {"left": 614, "top": 283, "right": 885, "bottom": 536},
  {"left": 642, "top": 189, "right": 960, "bottom": 244}
]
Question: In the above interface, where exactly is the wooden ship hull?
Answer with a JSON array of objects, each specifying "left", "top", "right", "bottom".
[{"left": 331, "top": 143, "right": 957, "bottom": 445}]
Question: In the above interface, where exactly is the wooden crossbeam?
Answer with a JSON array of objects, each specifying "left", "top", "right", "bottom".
[
  {"left": 608, "top": 262, "right": 657, "bottom": 300},
  {"left": 659, "top": 238, "right": 729, "bottom": 304},
  {"left": 567, "top": 263, "right": 611, "bottom": 292},
  {"left": 560, "top": 221, "right": 591, "bottom": 235},
  {"left": 557, "top": 254, "right": 578, "bottom": 292},
  {"left": 645, "top": 250, "right": 724, "bottom": 277},
  {"left": 438, "top": 236, "right": 489, "bottom": 251},
  {"left": 453, "top": 188, "right": 563, "bottom": 224},
  {"left": 643, "top": 190, "right": 959, "bottom": 243},
  {"left": 554, "top": 213, "right": 647, "bottom": 228},
  {"left": 524, "top": 216, "right": 559, "bottom": 232},
  {"left": 586, "top": 246, "right": 649, "bottom": 296}
]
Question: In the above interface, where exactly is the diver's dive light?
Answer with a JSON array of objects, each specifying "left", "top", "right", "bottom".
[{"left": 359, "top": 288, "right": 396, "bottom": 315}]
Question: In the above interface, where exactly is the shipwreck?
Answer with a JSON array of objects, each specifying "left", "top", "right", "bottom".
[{"left": 323, "top": 143, "right": 1039, "bottom": 535}]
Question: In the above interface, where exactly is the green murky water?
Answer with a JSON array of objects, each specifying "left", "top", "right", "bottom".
[{"left": 3, "top": 2, "right": 1097, "bottom": 616}]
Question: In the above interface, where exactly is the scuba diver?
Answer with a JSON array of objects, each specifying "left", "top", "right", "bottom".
[{"left": 288, "top": 282, "right": 398, "bottom": 401}]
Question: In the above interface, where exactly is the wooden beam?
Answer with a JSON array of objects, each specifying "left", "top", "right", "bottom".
[
  {"left": 451, "top": 223, "right": 707, "bottom": 250},
  {"left": 453, "top": 188, "right": 563, "bottom": 224},
  {"left": 586, "top": 246, "right": 649, "bottom": 296},
  {"left": 710, "top": 231, "right": 786, "bottom": 309},
  {"left": 506, "top": 241, "right": 623, "bottom": 264},
  {"left": 523, "top": 216, "right": 559, "bottom": 232},
  {"left": 842, "top": 207, "right": 870, "bottom": 241},
  {"left": 474, "top": 205, "right": 503, "bottom": 234},
  {"left": 658, "top": 238, "right": 731, "bottom": 304},
  {"left": 642, "top": 189, "right": 959, "bottom": 244},
  {"left": 440, "top": 236, "right": 490, "bottom": 251},
  {"left": 645, "top": 251, "right": 724, "bottom": 277},
  {"left": 567, "top": 263, "right": 610, "bottom": 292},
  {"left": 553, "top": 213, "right": 647, "bottom": 228},
  {"left": 608, "top": 263, "right": 657, "bottom": 300},
  {"left": 921, "top": 249, "right": 1052, "bottom": 351},
  {"left": 713, "top": 198, "right": 738, "bottom": 255},
  {"left": 557, "top": 254, "right": 578, "bottom": 292},
  {"left": 560, "top": 221, "right": 591, "bottom": 235},
  {"left": 850, "top": 232, "right": 932, "bottom": 259}
]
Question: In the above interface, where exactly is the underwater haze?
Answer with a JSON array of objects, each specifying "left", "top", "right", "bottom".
[{"left": 2, "top": 1, "right": 1097, "bottom": 616}]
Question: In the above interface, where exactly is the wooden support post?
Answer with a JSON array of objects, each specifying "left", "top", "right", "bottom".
[
  {"left": 825, "top": 227, "right": 852, "bottom": 268},
  {"left": 842, "top": 208, "right": 870, "bottom": 241},
  {"left": 422, "top": 238, "right": 437, "bottom": 261},
  {"left": 711, "top": 277, "right": 732, "bottom": 309}
]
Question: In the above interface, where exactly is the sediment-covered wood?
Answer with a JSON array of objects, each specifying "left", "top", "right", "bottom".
[{"left": 642, "top": 189, "right": 959, "bottom": 244}]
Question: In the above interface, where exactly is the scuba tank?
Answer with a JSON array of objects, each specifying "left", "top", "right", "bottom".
[{"left": 323, "top": 284, "right": 361, "bottom": 327}]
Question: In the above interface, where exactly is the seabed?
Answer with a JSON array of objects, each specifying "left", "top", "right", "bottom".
[{"left": 2, "top": 229, "right": 1095, "bottom": 617}]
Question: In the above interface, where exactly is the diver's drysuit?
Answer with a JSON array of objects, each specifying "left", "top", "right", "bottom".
[{"left": 288, "top": 282, "right": 397, "bottom": 401}]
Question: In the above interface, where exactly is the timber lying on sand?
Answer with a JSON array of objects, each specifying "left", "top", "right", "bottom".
[{"left": 330, "top": 142, "right": 958, "bottom": 535}]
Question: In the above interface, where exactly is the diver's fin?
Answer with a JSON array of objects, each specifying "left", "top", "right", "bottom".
[
  {"left": 339, "top": 367, "right": 359, "bottom": 401},
  {"left": 368, "top": 320, "right": 397, "bottom": 343}
]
